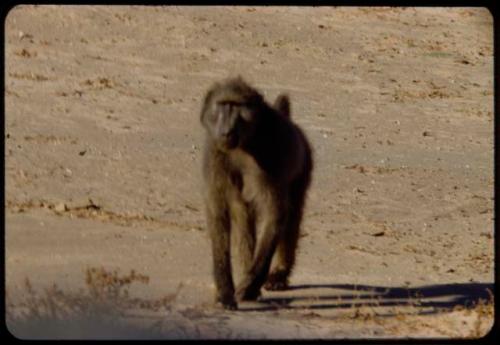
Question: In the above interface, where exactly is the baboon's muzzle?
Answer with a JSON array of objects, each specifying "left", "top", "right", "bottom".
[{"left": 217, "top": 132, "right": 239, "bottom": 150}]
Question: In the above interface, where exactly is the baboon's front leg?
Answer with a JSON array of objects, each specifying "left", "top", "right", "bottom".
[
  {"left": 230, "top": 199, "right": 256, "bottom": 275},
  {"left": 235, "top": 201, "right": 286, "bottom": 301},
  {"left": 207, "top": 204, "right": 237, "bottom": 310}
]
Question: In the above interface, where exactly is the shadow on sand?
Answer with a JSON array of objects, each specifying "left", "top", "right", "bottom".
[{"left": 241, "top": 282, "right": 494, "bottom": 315}]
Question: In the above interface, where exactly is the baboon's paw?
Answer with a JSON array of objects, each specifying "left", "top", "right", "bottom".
[
  {"left": 264, "top": 272, "right": 289, "bottom": 291},
  {"left": 215, "top": 300, "right": 238, "bottom": 310},
  {"left": 235, "top": 285, "right": 261, "bottom": 301},
  {"left": 215, "top": 294, "right": 238, "bottom": 310}
]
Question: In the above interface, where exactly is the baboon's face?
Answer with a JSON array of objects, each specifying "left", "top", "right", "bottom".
[
  {"left": 203, "top": 97, "right": 261, "bottom": 151},
  {"left": 212, "top": 101, "right": 256, "bottom": 150},
  {"left": 201, "top": 78, "right": 266, "bottom": 151}
]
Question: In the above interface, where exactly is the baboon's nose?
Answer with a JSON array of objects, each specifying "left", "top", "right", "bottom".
[{"left": 217, "top": 125, "right": 235, "bottom": 138}]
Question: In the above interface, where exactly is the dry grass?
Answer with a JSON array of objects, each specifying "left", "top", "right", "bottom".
[
  {"left": 6, "top": 267, "right": 182, "bottom": 339},
  {"left": 383, "top": 289, "right": 494, "bottom": 338},
  {"left": 328, "top": 286, "right": 494, "bottom": 339},
  {"left": 6, "top": 268, "right": 495, "bottom": 339},
  {"left": 467, "top": 289, "right": 494, "bottom": 339}
]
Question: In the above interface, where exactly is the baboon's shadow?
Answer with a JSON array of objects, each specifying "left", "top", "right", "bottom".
[{"left": 241, "top": 283, "right": 493, "bottom": 316}]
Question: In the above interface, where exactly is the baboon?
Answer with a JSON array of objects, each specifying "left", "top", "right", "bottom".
[{"left": 200, "top": 77, "right": 313, "bottom": 310}]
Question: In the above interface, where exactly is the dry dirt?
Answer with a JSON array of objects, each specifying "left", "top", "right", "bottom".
[{"left": 4, "top": 5, "right": 495, "bottom": 339}]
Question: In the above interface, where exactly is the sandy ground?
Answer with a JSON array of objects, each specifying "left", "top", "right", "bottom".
[{"left": 4, "top": 5, "right": 494, "bottom": 339}]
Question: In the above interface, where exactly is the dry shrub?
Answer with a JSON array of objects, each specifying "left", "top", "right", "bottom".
[
  {"left": 468, "top": 289, "right": 494, "bottom": 339},
  {"left": 6, "top": 267, "right": 181, "bottom": 339}
]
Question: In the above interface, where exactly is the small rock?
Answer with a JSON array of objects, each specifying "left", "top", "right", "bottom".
[
  {"left": 480, "top": 232, "right": 492, "bottom": 239},
  {"left": 87, "top": 198, "right": 101, "bottom": 210},
  {"left": 54, "top": 203, "right": 67, "bottom": 212}
]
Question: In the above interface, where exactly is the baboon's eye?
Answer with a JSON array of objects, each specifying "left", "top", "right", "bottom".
[
  {"left": 209, "top": 108, "right": 219, "bottom": 122},
  {"left": 211, "top": 103, "right": 228, "bottom": 121}
]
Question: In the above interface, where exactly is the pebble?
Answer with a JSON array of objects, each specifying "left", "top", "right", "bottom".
[
  {"left": 54, "top": 202, "right": 67, "bottom": 212},
  {"left": 12, "top": 206, "right": 23, "bottom": 213}
]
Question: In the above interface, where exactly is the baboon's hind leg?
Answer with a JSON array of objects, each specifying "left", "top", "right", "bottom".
[{"left": 264, "top": 216, "right": 300, "bottom": 290}]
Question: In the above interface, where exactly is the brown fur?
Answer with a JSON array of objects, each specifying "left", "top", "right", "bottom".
[{"left": 200, "top": 77, "right": 313, "bottom": 309}]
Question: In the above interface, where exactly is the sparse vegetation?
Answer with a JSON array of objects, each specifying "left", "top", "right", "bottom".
[
  {"left": 467, "top": 289, "right": 494, "bottom": 339},
  {"left": 6, "top": 267, "right": 182, "bottom": 339}
]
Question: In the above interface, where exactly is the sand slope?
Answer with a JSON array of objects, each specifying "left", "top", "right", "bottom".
[{"left": 5, "top": 6, "right": 494, "bottom": 339}]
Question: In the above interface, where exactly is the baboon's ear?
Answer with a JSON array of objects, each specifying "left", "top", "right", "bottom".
[{"left": 274, "top": 94, "right": 290, "bottom": 118}]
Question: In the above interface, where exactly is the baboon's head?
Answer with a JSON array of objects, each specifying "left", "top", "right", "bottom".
[{"left": 201, "top": 77, "right": 265, "bottom": 151}]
